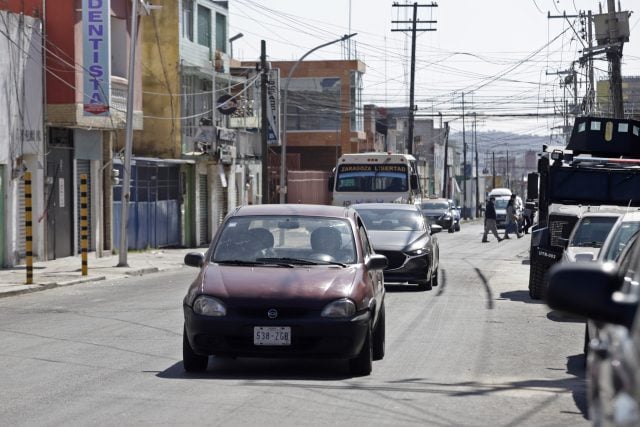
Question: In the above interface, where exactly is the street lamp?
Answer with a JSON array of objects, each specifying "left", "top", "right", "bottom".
[
  {"left": 279, "top": 33, "right": 357, "bottom": 204},
  {"left": 229, "top": 32, "right": 243, "bottom": 58}
]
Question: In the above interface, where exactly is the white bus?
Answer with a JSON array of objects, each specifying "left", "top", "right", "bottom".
[{"left": 328, "top": 153, "right": 422, "bottom": 206}]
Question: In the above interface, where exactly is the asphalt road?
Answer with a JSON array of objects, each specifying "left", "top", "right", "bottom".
[{"left": 0, "top": 221, "right": 588, "bottom": 426}]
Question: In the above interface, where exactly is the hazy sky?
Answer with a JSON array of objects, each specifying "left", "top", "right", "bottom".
[{"left": 229, "top": 0, "right": 640, "bottom": 140}]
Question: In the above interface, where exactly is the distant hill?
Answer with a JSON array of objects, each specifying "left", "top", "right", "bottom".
[{"left": 449, "top": 130, "right": 564, "bottom": 153}]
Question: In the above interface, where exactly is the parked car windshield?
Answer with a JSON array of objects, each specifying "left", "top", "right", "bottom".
[
  {"left": 570, "top": 217, "right": 618, "bottom": 247},
  {"left": 601, "top": 222, "right": 640, "bottom": 261},
  {"left": 357, "top": 208, "right": 425, "bottom": 231},
  {"left": 494, "top": 198, "right": 509, "bottom": 209},
  {"left": 212, "top": 216, "right": 356, "bottom": 264}
]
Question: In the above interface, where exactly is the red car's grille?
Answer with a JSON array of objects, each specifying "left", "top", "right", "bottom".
[{"left": 232, "top": 307, "right": 315, "bottom": 319}]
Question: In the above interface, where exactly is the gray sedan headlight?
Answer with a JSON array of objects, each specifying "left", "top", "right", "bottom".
[
  {"left": 193, "top": 296, "right": 227, "bottom": 317},
  {"left": 407, "top": 247, "right": 430, "bottom": 256},
  {"left": 321, "top": 298, "right": 356, "bottom": 318},
  {"left": 406, "top": 238, "right": 430, "bottom": 256}
]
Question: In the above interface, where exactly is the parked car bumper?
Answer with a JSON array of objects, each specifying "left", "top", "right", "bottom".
[{"left": 376, "top": 250, "right": 432, "bottom": 283}]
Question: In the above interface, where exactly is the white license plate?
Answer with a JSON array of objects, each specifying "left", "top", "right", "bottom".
[{"left": 253, "top": 326, "right": 291, "bottom": 346}]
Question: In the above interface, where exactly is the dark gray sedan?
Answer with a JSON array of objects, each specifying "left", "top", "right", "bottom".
[
  {"left": 352, "top": 203, "right": 441, "bottom": 291},
  {"left": 420, "top": 198, "right": 458, "bottom": 233}
]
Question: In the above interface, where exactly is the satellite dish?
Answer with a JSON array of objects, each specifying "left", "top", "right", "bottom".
[{"left": 217, "top": 94, "right": 237, "bottom": 115}]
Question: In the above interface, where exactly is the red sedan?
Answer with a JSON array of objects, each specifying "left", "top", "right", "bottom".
[{"left": 182, "top": 204, "right": 387, "bottom": 376}]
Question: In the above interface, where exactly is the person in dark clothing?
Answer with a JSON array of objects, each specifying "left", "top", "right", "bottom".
[{"left": 482, "top": 196, "right": 502, "bottom": 242}]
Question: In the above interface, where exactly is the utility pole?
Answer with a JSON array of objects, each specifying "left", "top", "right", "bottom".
[
  {"left": 461, "top": 92, "right": 467, "bottom": 219},
  {"left": 573, "top": 3, "right": 629, "bottom": 117},
  {"left": 547, "top": 70, "right": 574, "bottom": 141},
  {"left": 492, "top": 152, "right": 496, "bottom": 189},
  {"left": 506, "top": 150, "right": 510, "bottom": 189},
  {"left": 260, "top": 41, "right": 269, "bottom": 204},
  {"left": 118, "top": 0, "right": 140, "bottom": 267},
  {"left": 606, "top": 0, "right": 624, "bottom": 118},
  {"left": 474, "top": 113, "right": 479, "bottom": 218},
  {"left": 117, "top": 0, "right": 160, "bottom": 267},
  {"left": 587, "top": 10, "right": 595, "bottom": 113},
  {"left": 441, "top": 122, "right": 449, "bottom": 199},
  {"left": 391, "top": 2, "right": 437, "bottom": 155},
  {"left": 547, "top": 11, "right": 581, "bottom": 131}
]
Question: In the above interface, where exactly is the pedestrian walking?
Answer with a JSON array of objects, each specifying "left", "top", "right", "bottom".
[
  {"left": 503, "top": 195, "right": 523, "bottom": 239},
  {"left": 482, "top": 196, "right": 502, "bottom": 243}
]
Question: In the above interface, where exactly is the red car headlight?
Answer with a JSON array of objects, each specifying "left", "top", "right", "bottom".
[
  {"left": 193, "top": 296, "right": 227, "bottom": 317},
  {"left": 321, "top": 298, "right": 356, "bottom": 318}
]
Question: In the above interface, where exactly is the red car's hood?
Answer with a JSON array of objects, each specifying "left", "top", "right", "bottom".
[{"left": 197, "top": 264, "right": 359, "bottom": 300}]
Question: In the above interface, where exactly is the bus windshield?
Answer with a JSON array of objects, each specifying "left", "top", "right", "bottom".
[{"left": 335, "top": 164, "right": 408, "bottom": 192}]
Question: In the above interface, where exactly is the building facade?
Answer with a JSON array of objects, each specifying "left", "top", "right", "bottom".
[
  {"left": 0, "top": 7, "right": 44, "bottom": 267},
  {"left": 0, "top": 0, "right": 267, "bottom": 268},
  {"left": 597, "top": 76, "right": 640, "bottom": 119},
  {"left": 139, "top": 0, "right": 262, "bottom": 246},
  {"left": 262, "top": 59, "right": 367, "bottom": 203},
  {"left": 1, "top": 0, "right": 144, "bottom": 266}
]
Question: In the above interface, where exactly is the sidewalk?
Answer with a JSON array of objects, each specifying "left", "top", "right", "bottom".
[{"left": 0, "top": 248, "right": 200, "bottom": 298}]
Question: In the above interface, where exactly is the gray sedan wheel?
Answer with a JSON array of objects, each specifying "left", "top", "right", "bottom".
[{"left": 417, "top": 279, "right": 432, "bottom": 291}]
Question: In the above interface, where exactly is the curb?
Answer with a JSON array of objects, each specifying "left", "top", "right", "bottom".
[
  {"left": 0, "top": 266, "right": 169, "bottom": 299},
  {"left": 0, "top": 276, "right": 107, "bottom": 299}
]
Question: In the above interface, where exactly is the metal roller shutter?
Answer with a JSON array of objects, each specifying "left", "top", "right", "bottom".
[
  {"left": 214, "top": 171, "right": 227, "bottom": 226},
  {"left": 17, "top": 177, "right": 25, "bottom": 259},
  {"left": 198, "top": 174, "right": 209, "bottom": 244}
]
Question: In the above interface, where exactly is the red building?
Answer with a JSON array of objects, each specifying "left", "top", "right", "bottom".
[{"left": 2, "top": 0, "right": 142, "bottom": 262}]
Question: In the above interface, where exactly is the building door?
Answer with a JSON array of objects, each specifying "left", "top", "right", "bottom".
[
  {"left": 46, "top": 130, "right": 74, "bottom": 259},
  {"left": 112, "top": 161, "right": 182, "bottom": 250}
]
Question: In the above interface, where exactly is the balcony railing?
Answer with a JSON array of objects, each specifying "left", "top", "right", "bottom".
[{"left": 111, "top": 78, "right": 128, "bottom": 115}]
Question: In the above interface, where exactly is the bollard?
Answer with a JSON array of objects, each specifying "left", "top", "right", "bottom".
[
  {"left": 25, "top": 172, "right": 33, "bottom": 284},
  {"left": 80, "top": 174, "right": 88, "bottom": 276}
]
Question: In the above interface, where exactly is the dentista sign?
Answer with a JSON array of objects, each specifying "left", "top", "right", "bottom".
[{"left": 82, "top": 0, "right": 111, "bottom": 116}]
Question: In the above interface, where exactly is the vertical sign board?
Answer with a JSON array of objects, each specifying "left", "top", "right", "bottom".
[
  {"left": 82, "top": 0, "right": 111, "bottom": 116},
  {"left": 267, "top": 69, "right": 280, "bottom": 146}
]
